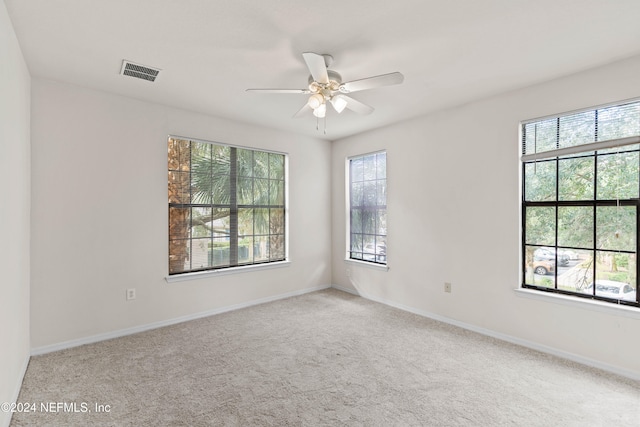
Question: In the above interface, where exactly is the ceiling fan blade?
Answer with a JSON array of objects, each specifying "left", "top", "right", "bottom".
[
  {"left": 340, "top": 72, "right": 404, "bottom": 93},
  {"left": 302, "top": 52, "right": 329, "bottom": 84},
  {"left": 340, "top": 95, "right": 374, "bottom": 115},
  {"left": 293, "top": 103, "right": 312, "bottom": 118},
  {"left": 246, "top": 88, "right": 310, "bottom": 94}
]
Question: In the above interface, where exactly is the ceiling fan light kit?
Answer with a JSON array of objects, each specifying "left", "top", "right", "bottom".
[
  {"left": 330, "top": 95, "right": 348, "bottom": 114},
  {"left": 312, "top": 103, "right": 327, "bottom": 118},
  {"left": 307, "top": 93, "right": 324, "bottom": 109},
  {"left": 247, "top": 52, "right": 404, "bottom": 132}
]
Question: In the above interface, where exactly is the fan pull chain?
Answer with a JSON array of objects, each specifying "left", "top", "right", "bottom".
[{"left": 316, "top": 114, "right": 327, "bottom": 134}]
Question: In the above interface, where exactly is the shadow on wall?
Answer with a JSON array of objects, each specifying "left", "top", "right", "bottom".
[{"left": 342, "top": 263, "right": 392, "bottom": 301}]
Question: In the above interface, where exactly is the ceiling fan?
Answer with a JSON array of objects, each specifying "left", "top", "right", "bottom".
[{"left": 246, "top": 52, "right": 404, "bottom": 120}]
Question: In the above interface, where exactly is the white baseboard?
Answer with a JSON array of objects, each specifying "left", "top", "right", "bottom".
[
  {"left": 30, "top": 282, "right": 638, "bottom": 380},
  {"left": 331, "top": 284, "right": 640, "bottom": 381},
  {"left": 31, "top": 284, "right": 331, "bottom": 356}
]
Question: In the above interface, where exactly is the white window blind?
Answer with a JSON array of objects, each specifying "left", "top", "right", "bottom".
[
  {"left": 520, "top": 98, "right": 640, "bottom": 307},
  {"left": 521, "top": 100, "right": 640, "bottom": 162}
]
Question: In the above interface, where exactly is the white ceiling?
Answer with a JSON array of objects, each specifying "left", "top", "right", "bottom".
[{"left": 6, "top": 0, "right": 640, "bottom": 141}]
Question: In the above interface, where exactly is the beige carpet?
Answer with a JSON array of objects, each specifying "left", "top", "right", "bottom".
[{"left": 10, "top": 288, "right": 640, "bottom": 426}]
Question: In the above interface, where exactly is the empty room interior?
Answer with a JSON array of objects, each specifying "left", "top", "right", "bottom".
[{"left": 3, "top": 1, "right": 640, "bottom": 425}]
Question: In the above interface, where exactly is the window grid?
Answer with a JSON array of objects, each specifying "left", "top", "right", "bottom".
[
  {"left": 168, "top": 137, "right": 285, "bottom": 275},
  {"left": 521, "top": 101, "right": 640, "bottom": 307},
  {"left": 349, "top": 152, "right": 387, "bottom": 265}
]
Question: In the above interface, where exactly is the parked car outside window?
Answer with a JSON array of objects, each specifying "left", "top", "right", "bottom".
[{"left": 582, "top": 280, "right": 636, "bottom": 301}]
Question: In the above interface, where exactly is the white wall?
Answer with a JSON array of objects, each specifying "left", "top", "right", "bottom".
[
  {"left": 332, "top": 55, "right": 640, "bottom": 378},
  {"left": 30, "top": 78, "right": 332, "bottom": 350},
  {"left": 0, "top": 2, "right": 30, "bottom": 426}
]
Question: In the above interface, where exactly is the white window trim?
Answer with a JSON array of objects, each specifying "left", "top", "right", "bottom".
[
  {"left": 165, "top": 260, "right": 291, "bottom": 283},
  {"left": 344, "top": 258, "right": 389, "bottom": 271},
  {"left": 345, "top": 150, "right": 388, "bottom": 267},
  {"left": 167, "top": 135, "right": 290, "bottom": 277},
  {"left": 514, "top": 288, "right": 640, "bottom": 319},
  {"left": 519, "top": 99, "right": 640, "bottom": 310}
]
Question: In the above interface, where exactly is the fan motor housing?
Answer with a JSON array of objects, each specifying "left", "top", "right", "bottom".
[{"left": 308, "top": 70, "right": 342, "bottom": 85}]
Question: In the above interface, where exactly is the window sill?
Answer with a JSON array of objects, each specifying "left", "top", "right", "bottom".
[
  {"left": 514, "top": 288, "right": 640, "bottom": 319},
  {"left": 344, "top": 258, "right": 389, "bottom": 271},
  {"left": 165, "top": 260, "right": 291, "bottom": 283}
]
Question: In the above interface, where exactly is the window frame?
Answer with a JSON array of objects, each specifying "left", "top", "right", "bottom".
[
  {"left": 167, "top": 135, "right": 288, "bottom": 278},
  {"left": 346, "top": 150, "right": 388, "bottom": 267},
  {"left": 520, "top": 100, "right": 640, "bottom": 308}
]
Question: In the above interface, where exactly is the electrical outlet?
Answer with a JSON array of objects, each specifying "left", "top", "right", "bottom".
[
  {"left": 126, "top": 288, "right": 136, "bottom": 300},
  {"left": 444, "top": 282, "right": 452, "bottom": 293},
  {"left": 346, "top": 268, "right": 351, "bottom": 278}
]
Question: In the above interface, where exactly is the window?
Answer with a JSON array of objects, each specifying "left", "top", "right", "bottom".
[
  {"left": 348, "top": 151, "right": 387, "bottom": 264},
  {"left": 168, "top": 137, "right": 286, "bottom": 275},
  {"left": 521, "top": 100, "right": 640, "bottom": 307}
]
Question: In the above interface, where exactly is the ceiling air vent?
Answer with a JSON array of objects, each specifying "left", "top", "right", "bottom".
[{"left": 120, "top": 60, "right": 160, "bottom": 82}]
